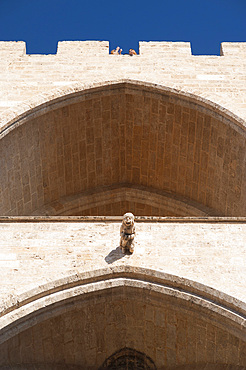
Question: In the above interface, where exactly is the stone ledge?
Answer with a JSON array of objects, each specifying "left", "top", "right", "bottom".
[{"left": 0, "top": 216, "right": 246, "bottom": 223}]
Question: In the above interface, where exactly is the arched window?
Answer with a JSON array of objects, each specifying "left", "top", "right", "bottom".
[{"left": 99, "top": 347, "right": 156, "bottom": 370}]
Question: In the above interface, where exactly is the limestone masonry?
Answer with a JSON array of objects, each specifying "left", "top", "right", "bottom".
[
  {"left": 0, "top": 41, "right": 246, "bottom": 128},
  {"left": 0, "top": 41, "right": 246, "bottom": 369}
]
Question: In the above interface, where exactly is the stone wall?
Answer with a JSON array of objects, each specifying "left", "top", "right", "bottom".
[
  {"left": 0, "top": 40, "right": 246, "bottom": 130},
  {"left": 0, "top": 218, "right": 246, "bottom": 368},
  {"left": 0, "top": 218, "right": 245, "bottom": 311},
  {"left": 0, "top": 41, "right": 246, "bottom": 368}
]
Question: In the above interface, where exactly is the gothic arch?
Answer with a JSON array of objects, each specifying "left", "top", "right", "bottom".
[
  {"left": 99, "top": 347, "right": 157, "bottom": 369},
  {"left": 0, "top": 80, "right": 246, "bottom": 217},
  {"left": 0, "top": 267, "right": 245, "bottom": 368},
  {"left": 1, "top": 79, "right": 245, "bottom": 135}
]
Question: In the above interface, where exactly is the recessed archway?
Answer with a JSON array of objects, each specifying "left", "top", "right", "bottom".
[
  {"left": 0, "top": 267, "right": 245, "bottom": 368},
  {"left": 99, "top": 347, "right": 157, "bottom": 369},
  {"left": 0, "top": 80, "right": 246, "bottom": 216}
]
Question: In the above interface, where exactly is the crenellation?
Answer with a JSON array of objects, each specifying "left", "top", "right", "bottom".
[
  {"left": 220, "top": 42, "right": 246, "bottom": 56},
  {"left": 0, "top": 41, "right": 245, "bottom": 60},
  {"left": 57, "top": 40, "right": 109, "bottom": 56},
  {"left": 0, "top": 41, "right": 26, "bottom": 58},
  {"left": 139, "top": 41, "right": 192, "bottom": 56},
  {"left": 0, "top": 40, "right": 246, "bottom": 367}
]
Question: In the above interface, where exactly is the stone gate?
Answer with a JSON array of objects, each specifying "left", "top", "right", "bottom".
[{"left": 0, "top": 40, "right": 246, "bottom": 369}]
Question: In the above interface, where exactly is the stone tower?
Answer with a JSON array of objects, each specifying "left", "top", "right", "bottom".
[{"left": 0, "top": 41, "right": 246, "bottom": 369}]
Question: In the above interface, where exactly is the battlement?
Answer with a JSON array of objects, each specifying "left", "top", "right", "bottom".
[
  {"left": 220, "top": 42, "right": 246, "bottom": 56},
  {"left": 139, "top": 41, "right": 192, "bottom": 56},
  {"left": 0, "top": 38, "right": 246, "bottom": 368},
  {"left": 0, "top": 41, "right": 26, "bottom": 58},
  {"left": 0, "top": 39, "right": 245, "bottom": 128},
  {"left": 57, "top": 40, "right": 109, "bottom": 56},
  {"left": 0, "top": 40, "right": 246, "bottom": 57}
]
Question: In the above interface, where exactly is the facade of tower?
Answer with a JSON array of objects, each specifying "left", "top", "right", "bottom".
[{"left": 0, "top": 41, "right": 246, "bottom": 368}]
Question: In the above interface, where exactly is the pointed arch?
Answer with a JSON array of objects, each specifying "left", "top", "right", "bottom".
[
  {"left": 0, "top": 266, "right": 245, "bottom": 368},
  {"left": 0, "top": 80, "right": 246, "bottom": 217},
  {"left": 1, "top": 79, "right": 246, "bottom": 136}
]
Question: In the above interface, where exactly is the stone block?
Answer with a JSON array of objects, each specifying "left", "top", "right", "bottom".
[
  {"left": 0, "top": 41, "right": 26, "bottom": 58},
  {"left": 57, "top": 40, "right": 109, "bottom": 56},
  {"left": 220, "top": 42, "right": 246, "bottom": 56},
  {"left": 139, "top": 41, "right": 192, "bottom": 56}
]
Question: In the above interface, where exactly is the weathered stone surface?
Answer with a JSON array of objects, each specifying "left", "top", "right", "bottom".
[
  {"left": 0, "top": 40, "right": 246, "bottom": 368},
  {"left": 0, "top": 82, "right": 245, "bottom": 218},
  {"left": 0, "top": 218, "right": 245, "bottom": 310},
  {"left": 0, "top": 40, "right": 245, "bottom": 124}
]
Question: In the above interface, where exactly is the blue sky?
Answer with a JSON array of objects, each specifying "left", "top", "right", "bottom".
[{"left": 0, "top": 0, "right": 245, "bottom": 55}]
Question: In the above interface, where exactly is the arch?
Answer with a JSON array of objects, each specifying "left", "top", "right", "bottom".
[
  {"left": 99, "top": 347, "right": 157, "bottom": 369},
  {"left": 1, "top": 79, "right": 246, "bottom": 136},
  {"left": 0, "top": 80, "right": 246, "bottom": 217},
  {"left": 33, "top": 185, "right": 217, "bottom": 216},
  {"left": 0, "top": 267, "right": 245, "bottom": 368}
]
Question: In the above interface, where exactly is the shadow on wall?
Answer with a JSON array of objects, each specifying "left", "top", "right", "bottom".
[{"left": 105, "top": 246, "right": 126, "bottom": 264}]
